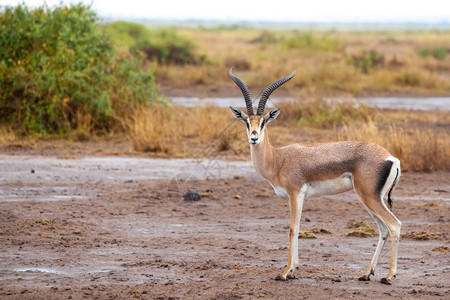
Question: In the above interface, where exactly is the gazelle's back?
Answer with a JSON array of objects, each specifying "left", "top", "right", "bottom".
[{"left": 275, "top": 141, "right": 392, "bottom": 183}]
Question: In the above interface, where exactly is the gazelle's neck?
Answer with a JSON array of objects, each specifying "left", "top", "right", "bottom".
[{"left": 250, "top": 127, "right": 277, "bottom": 179}]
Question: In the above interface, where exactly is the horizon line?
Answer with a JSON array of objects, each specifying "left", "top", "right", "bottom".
[{"left": 98, "top": 16, "right": 450, "bottom": 26}]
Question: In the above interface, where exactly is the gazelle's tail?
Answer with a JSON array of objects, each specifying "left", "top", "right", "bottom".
[
  {"left": 387, "top": 168, "right": 400, "bottom": 210},
  {"left": 386, "top": 157, "right": 401, "bottom": 210}
]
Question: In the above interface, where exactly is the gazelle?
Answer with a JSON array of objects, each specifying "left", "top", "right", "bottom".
[{"left": 228, "top": 68, "right": 401, "bottom": 284}]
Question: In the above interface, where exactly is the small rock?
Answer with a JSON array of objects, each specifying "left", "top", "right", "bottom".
[
  {"left": 234, "top": 195, "right": 242, "bottom": 199},
  {"left": 31, "top": 169, "right": 35, "bottom": 174},
  {"left": 305, "top": 217, "right": 311, "bottom": 222},
  {"left": 184, "top": 191, "right": 201, "bottom": 201}
]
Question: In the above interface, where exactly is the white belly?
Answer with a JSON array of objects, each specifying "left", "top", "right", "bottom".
[
  {"left": 268, "top": 173, "right": 353, "bottom": 199},
  {"left": 305, "top": 173, "right": 353, "bottom": 198}
]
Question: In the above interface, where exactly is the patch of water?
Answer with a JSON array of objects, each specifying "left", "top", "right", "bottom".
[
  {"left": 346, "top": 264, "right": 363, "bottom": 270},
  {"left": 13, "top": 265, "right": 120, "bottom": 278},
  {"left": 171, "top": 97, "right": 283, "bottom": 109},
  {"left": 52, "top": 195, "right": 84, "bottom": 200},
  {"left": 15, "top": 267, "right": 64, "bottom": 274},
  {"left": 171, "top": 96, "right": 450, "bottom": 111},
  {"left": 354, "top": 97, "right": 450, "bottom": 111},
  {"left": 88, "top": 267, "right": 115, "bottom": 273}
]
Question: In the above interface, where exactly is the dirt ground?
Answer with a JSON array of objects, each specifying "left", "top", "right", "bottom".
[{"left": 0, "top": 152, "right": 449, "bottom": 299}]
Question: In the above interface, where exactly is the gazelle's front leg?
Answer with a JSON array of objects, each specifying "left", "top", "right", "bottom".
[{"left": 275, "top": 184, "right": 307, "bottom": 281}]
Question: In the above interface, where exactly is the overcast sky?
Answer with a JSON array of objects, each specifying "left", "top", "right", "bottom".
[{"left": 1, "top": 0, "right": 449, "bottom": 23}]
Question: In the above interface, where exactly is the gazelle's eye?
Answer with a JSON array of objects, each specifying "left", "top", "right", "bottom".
[
  {"left": 260, "top": 119, "right": 265, "bottom": 130},
  {"left": 246, "top": 121, "right": 250, "bottom": 130}
]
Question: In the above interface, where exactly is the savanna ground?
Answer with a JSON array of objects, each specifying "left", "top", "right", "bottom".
[
  {"left": 0, "top": 154, "right": 448, "bottom": 299},
  {"left": 1, "top": 6, "right": 450, "bottom": 298}
]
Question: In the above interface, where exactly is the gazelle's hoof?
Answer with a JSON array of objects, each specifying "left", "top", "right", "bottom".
[
  {"left": 380, "top": 278, "right": 392, "bottom": 285},
  {"left": 358, "top": 275, "right": 370, "bottom": 281},
  {"left": 286, "top": 274, "right": 297, "bottom": 280},
  {"left": 274, "top": 275, "right": 287, "bottom": 281}
]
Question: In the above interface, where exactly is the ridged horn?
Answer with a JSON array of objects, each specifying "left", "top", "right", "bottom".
[
  {"left": 229, "top": 68, "right": 254, "bottom": 116},
  {"left": 257, "top": 70, "right": 296, "bottom": 115}
]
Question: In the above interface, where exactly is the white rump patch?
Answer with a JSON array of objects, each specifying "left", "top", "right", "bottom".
[{"left": 380, "top": 156, "right": 401, "bottom": 200}]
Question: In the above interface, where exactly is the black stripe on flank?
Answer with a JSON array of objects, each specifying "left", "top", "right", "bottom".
[{"left": 376, "top": 160, "right": 394, "bottom": 197}]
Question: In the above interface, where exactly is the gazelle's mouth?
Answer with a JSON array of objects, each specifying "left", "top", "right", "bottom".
[{"left": 250, "top": 139, "right": 260, "bottom": 145}]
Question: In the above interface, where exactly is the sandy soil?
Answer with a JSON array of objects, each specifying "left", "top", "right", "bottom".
[{"left": 0, "top": 154, "right": 449, "bottom": 299}]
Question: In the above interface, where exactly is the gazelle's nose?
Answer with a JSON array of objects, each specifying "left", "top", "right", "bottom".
[{"left": 250, "top": 130, "right": 259, "bottom": 143}]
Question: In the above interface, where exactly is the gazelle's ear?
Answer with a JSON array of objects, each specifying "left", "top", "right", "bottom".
[
  {"left": 229, "top": 106, "right": 248, "bottom": 123},
  {"left": 264, "top": 107, "right": 281, "bottom": 124}
]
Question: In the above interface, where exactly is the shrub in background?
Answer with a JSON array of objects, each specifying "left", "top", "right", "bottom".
[
  {"left": 280, "top": 31, "right": 342, "bottom": 52},
  {"left": 250, "top": 30, "right": 279, "bottom": 44},
  {"left": 0, "top": 3, "right": 159, "bottom": 135},
  {"left": 106, "top": 21, "right": 206, "bottom": 65},
  {"left": 347, "top": 50, "right": 385, "bottom": 74},
  {"left": 418, "top": 47, "right": 448, "bottom": 60}
]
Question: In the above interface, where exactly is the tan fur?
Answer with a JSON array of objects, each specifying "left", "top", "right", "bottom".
[{"left": 239, "top": 114, "right": 401, "bottom": 283}]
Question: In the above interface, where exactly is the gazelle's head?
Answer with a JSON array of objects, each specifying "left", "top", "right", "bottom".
[{"left": 229, "top": 68, "right": 295, "bottom": 145}]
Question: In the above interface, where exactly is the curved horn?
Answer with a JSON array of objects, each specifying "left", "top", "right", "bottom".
[
  {"left": 257, "top": 70, "right": 296, "bottom": 115},
  {"left": 229, "top": 68, "right": 254, "bottom": 116}
]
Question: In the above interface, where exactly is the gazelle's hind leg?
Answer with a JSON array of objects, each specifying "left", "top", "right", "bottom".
[
  {"left": 354, "top": 159, "right": 401, "bottom": 284},
  {"left": 358, "top": 210, "right": 389, "bottom": 281},
  {"left": 355, "top": 193, "right": 401, "bottom": 284}
]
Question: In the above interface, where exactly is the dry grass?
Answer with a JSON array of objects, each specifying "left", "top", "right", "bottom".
[
  {"left": 129, "top": 104, "right": 247, "bottom": 157},
  {"left": 345, "top": 221, "right": 378, "bottom": 237},
  {"left": 0, "top": 126, "right": 16, "bottom": 144},
  {"left": 298, "top": 228, "right": 332, "bottom": 238},
  {"left": 131, "top": 104, "right": 180, "bottom": 154},
  {"left": 153, "top": 28, "right": 450, "bottom": 96},
  {"left": 277, "top": 98, "right": 374, "bottom": 128},
  {"left": 128, "top": 98, "right": 449, "bottom": 172},
  {"left": 401, "top": 231, "right": 444, "bottom": 240},
  {"left": 337, "top": 119, "right": 450, "bottom": 171},
  {"left": 432, "top": 246, "right": 449, "bottom": 252},
  {"left": 298, "top": 230, "right": 317, "bottom": 239}
]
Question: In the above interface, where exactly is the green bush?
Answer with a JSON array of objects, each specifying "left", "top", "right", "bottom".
[
  {"left": 348, "top": 50, "right": 385, "bottom": 74},
  {"left": 0, "top": 3, "right": 159, "bottom": 135},
  {"left": 106, "top": 21, "right": 206, "bottom": 65},
  {"left": 103, "top": 20, "right": 149, "bottom": 49},
  {"left": 250, "top": 30, "right": 278, "bottom": 44},
  {"left": 418, "top": 47, "right": 448, "bottom": 60},
  {"left": 281, "top": 31, "right": 341, "bottom": 52}
]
